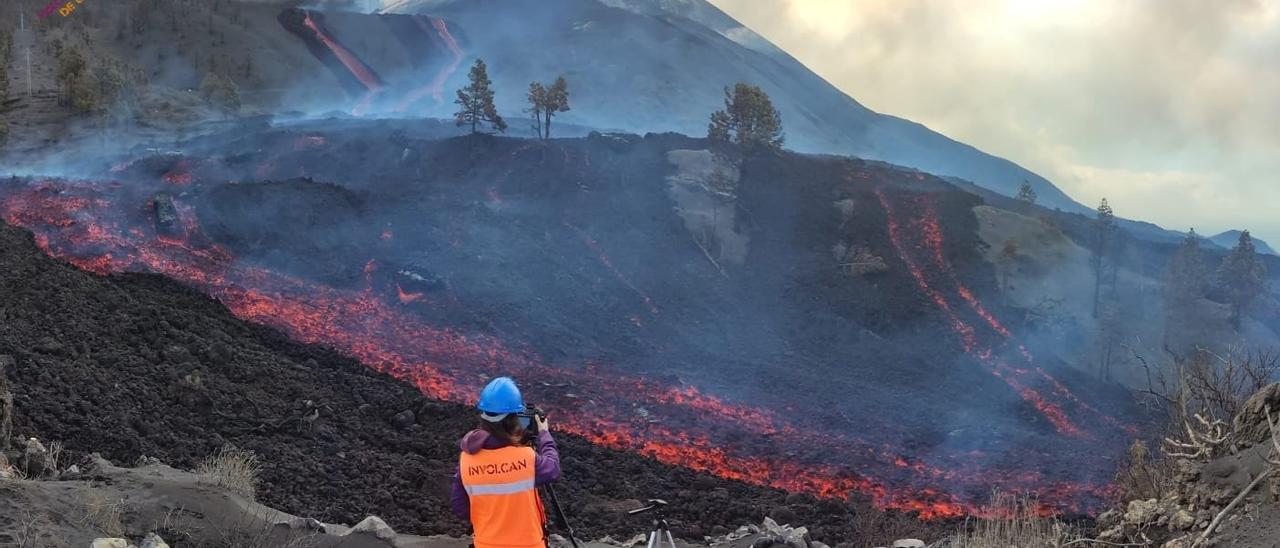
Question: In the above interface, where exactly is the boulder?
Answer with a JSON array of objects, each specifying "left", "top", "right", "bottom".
[
  {"left": 391, "top": 410, "right": 416, "bottom": 429},
  {"left": 891, "top": 540, "right": 925, "bottom": 548},
  {"left": 139, "top": 533, "right": 170, "bottom": 548},
  {"left": 1170, "top": 509, "right": 1196, "bottom": 531},
  {"left": 1097, "top": 508, "right": 1122, "bottom": 528},
  {"left": 548, "top": 534, "right": 581, "bottom": 548},
  {"left": 769, "top": 506, "right": 798, "bottom": 526},
  {"left": 1232, "top": 383, "right": 1280, "bottom": 449},
  {"left": 20, "top": 437, "right": 56, "bottom": 478},
  {"left": 90, "top": 540, "right": 130, "bottom": 548},
  {"left": 779, "top": 526, "right": 810, "bottom": 548},
  {"left": 759, "top": 516, "right": 809, "bottom": 548},
  {"left": 1124, "top": 498, "right": 1163, "bottom": 526},
  {"left": 279, "top": 516, "right": 326, "bottom": 531},
  {"left": 347, "top": 516, "right": 396, "bottom": 540}
]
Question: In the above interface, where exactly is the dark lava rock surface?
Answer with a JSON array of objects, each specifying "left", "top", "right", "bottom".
[{"left": 0, "top": 220, "right": 933, "bottom": 544}]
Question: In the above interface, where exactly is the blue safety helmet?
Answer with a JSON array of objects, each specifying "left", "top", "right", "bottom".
[{"left": 477, "top": 376, "right": 525, "bottom": 421}]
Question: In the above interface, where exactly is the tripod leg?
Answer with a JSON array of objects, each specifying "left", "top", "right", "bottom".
[
  {"left": 664, "top": 529, "right": 677, "bottom": 548},
  {"left": 646, "top": 531, "right": 658, "bottom": 548}
]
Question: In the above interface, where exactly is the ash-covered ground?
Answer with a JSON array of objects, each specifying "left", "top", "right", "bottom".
[{"left": 1, "top": 125, "right": 1142, "bottom": 524}]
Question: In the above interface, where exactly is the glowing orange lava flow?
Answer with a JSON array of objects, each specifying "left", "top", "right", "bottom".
[
  {"left": 909, "top": 194, "right": 1137, "bottom": 436},
  {"left": 394, "top": 16, "right": 465, "bottom": 111},
  {"left": 567, "top": 223, "right": 660, "bottom": 317},
  {"left": 875, "top": 190, "right": 1083, "bottom": 436},
  {"left": 0, "top": 179, "right": 1115, "bottom": 517},
  {"left": 301, "top": 11, "right": 384, "bottom": 114}
]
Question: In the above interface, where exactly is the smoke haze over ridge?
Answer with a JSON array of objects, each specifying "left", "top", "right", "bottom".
[{"left": 708, "top": 0, "right": 1280, "bottom": 245}]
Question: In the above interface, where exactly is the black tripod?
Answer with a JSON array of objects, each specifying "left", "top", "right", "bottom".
[
  {"left": 543, "top": 484, "right": 582, "bottom": 548},
  {"left": 628, "top": 499, "right": 676, "bottom": 548}
]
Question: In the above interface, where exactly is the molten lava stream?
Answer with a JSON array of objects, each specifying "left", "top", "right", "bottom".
[
  {"left": 394, "top": 17, "right": 464, "bottom": 112},
  {"left": 875, "top": 189, "right": 1084, "bottom": 436},
  {"left": 0, "top": 179, "right": 1112, "bottom": 516},
  {"left": 301, "top": 11, "right": 385, "bottom": 109},
  {"left": 567, "top": 223, "right": 660, "bottom": 316},
  {"left": 908, "top": 194, "right": 1134, "bottom": 435}
]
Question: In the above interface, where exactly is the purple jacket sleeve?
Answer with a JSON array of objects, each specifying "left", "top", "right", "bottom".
[
  {"left": 534, "top": 430, "right": 562, "bottom": 486},
  {"left": 450, "top": 467, "right": 470, "bottom": 520}
]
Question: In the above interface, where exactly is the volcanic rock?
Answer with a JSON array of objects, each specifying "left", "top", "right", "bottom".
[
  {"left": 769, "top": 506, "right": 798, "bottom": 526},
  {"left": 90, "top": 540, "right": 129, "bottom": 548},
  {"left": 20, "top": 437, "right": 56, "bottom": 478},
  {"left": 1097, "top": 508, "right": 1122, "bottom": 529},
  {"left": 391, "top": 409, "right": 416, "bottom": 429},
  {"left": 35, "top": 337, "right": 65, "bottom": 355},
  {"left": 761, "top": 517, "right": 810, "bottom": 548},
  {"left": 162, "top": 345, "right": 195, "bottom": 364},
  {"left": 1124, "top": 499, "right": 1165, "bottom": 526},
  {"left": 1170, "top": 508, "right": 1196, "bottom": 530},
  {"left": 281, "top": 516, "right": 327, "bottom": 531},
  {"left": 1232, "top": 382, "right": 1280, "bottom": 449},
  {"left": 347, "top": 515, "right": 397, "bottom": 540},
  {"left": 138, "top": 533, "right": 170, "bottom": 548},
  {"left": 891, "top": 541, "right": 925, "bottom": 548}
]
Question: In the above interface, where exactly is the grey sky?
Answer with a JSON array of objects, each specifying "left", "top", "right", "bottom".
[{"left": 707, "top": 0, "right": 1280, "bottom": 245}]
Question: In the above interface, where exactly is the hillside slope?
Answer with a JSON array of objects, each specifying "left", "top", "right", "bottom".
[{"left": 371, "top": 0, "right": 1087, "bottom": 214}]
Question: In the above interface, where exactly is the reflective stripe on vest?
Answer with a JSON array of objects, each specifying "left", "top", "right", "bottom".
[
  {"left": 465, "top": 478, "right": 536, "bottom": 496},
  {"left": 459, "top": 445, "right": 544, "bottom": 548}
]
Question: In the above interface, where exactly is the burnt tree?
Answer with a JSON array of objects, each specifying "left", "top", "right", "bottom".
[
  {"left": 1215, "top": 230, "right": 1268, "bottom": 330},
  {"left": 1091, "top": 198, "right": 1117, "bottom": 317}
]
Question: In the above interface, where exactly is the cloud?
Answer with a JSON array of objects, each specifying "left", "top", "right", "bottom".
[{"left": 708, "top": 0, "right": 1280, "bottom": 244}]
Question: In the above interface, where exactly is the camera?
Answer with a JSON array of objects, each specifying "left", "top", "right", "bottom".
[{"left": 517, "top": 405, "right": 546, "bottom": 442}]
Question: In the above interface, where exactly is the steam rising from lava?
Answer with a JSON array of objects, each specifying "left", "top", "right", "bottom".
[
  {"left": 0, "top": 135, "right": 1141, "bottom": 517},
  {"left": 0, "top": 160, "right": 1128, "bottom": 520}
]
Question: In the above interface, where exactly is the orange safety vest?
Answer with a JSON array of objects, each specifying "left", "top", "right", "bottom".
[{"left": 459, "top": 445, "right": 547, "bottom": 548}]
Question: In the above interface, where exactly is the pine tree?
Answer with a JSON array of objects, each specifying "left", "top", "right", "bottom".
[
  {"left": 1164, "top": 229, "right": 1208, "bottom": 345},
  {"left": 1091, "top": 198, "right": 1117, "bottom": 317},
  {"left": 1167, "top": 229, "right": 1208, "bottom": 304},
  {"left": 454, "top": 59, "right": 506, "bottom": 134},
  {"left": 527, "top": 82, "right": 546, "bottom": 138},
  {"left": 526, "top": 76, "right": 571, "bottom": 140},
  {"left": 545, "top": 76, "right": 569, "bottom": 139},
  {"left": 707, "top": 83, "right": 784, "bottom": 150},
  {"left": 1215, "top": 230, "right": 1267, "bottom": 330},
  {"left": 1015, "top": 180, "right": 1037, "bottom": 208}
]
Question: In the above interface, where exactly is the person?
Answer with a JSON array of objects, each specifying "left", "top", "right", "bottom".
[{"left": 451, "top": 377, "right": 561, "bottom": 548}]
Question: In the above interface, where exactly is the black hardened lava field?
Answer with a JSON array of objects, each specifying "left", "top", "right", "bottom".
[{"left": 0, "top": 218, "right": 935, "bottom": 543}]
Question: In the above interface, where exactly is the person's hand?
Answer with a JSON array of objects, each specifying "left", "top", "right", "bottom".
[{"left": 534, "top": 414, "right": 550, "bottom": 433}]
